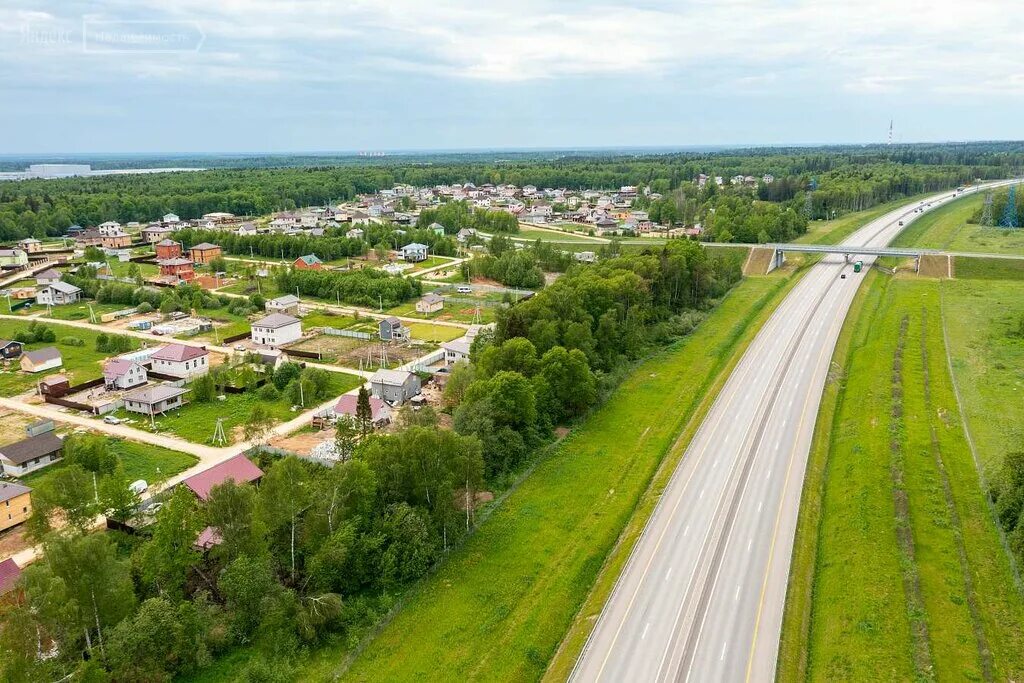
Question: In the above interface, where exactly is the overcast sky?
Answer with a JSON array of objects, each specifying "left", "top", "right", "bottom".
[{"left": 1, "top": 0, "right": 1021, "bottom": 154}]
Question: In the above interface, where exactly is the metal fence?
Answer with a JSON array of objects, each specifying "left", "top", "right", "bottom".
[{"left": 319, "top": 326, "right": 372, "bottom": 340}]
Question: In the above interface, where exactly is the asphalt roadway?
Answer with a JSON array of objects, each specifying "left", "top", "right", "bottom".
[{"left": 571, "top": 181, "right": 1016, "bottom": 682}]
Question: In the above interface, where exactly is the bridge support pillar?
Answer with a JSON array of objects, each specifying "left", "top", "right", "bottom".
[
  {"left": 774, "top": 249, "right": 786, "bottom": 271},
  {"left": 914, "top": 256, "right": 920, "bottom": 273},
  {"left": 844, "top": 253, "right": 850, "bottom": 263}
]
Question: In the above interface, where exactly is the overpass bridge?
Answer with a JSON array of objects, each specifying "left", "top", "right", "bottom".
[{"left": 765, "top": 242, "right": 938, "bottom": 272}]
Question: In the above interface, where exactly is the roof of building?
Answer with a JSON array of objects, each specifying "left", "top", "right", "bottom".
[
  {"left": 0, "top": 558, "right": 21, "bottom": 595},
  {"left": 35, "top": 268, "right": 62, "bottom": 280},
  {"left": 0, "top": 431, "right": 63, "bottom": 466},
  {"left": 19, "top": 237, "right": 41, "bottom": 244},
  {"left": 420, "top": 292, "right": 444, "bottom": 305},
  {"left": 194, "top": 526, "right": 223, "bottom": 550},
  {"left": 103, "top": 359, "right": 140, "bottom": 378},
  {"left": 268, "top": 294, "right": 299, "bottom": 307},
  {"left": 43, "top": 281, "right": 81, "bottom": 294},
  {"left": 190, "top": 242, "right": 220, "bottom": 250},
  {"left": 151, "top": 343, "right": 207, "bottom": 362},
  {"left": 370, "top": 368, "right": 416, "bottom": 387},
  {"left": 334, "top": 392, "right": 390, "bottom": 421},
  {"left": 382, "top": 316, "right": 402, "bottom": 327},
  {"left": 442, "top": 336, "right": 473, "bottom": 356},
  {"left": 253, "top": 313, "right": 301, "bottom": 329},
  {"left": 0, "top": 339, "right": 20, "bottom": 348},
  {"left": 22, "top": 347, "right": 61, "bottom": 364},
  {"left": 296, "top": 254, "right": 322, "bottom": 265},
  {"left": 158, "top": 258, "right": 193, "bottom": 267},
  {"left": 0, "top": 482, "right": 31, "bottom": 504},
  {"left": 0, "top": 249, "right": 26, "bottom": 257},
  {"left": 182, "top": 454, "right": 264, "bottom": 501},
  {"left": 402, "top": 242, "right": 428, "bottom": 251},
  {"left": 155, "top": 238, "right": 180, "bottom": 246},
  {"left": 124, "top": 384, "right": 188, "bottom": 405},
  {"left": 40, "top": 374, "right": 68, "bottom": 386}
]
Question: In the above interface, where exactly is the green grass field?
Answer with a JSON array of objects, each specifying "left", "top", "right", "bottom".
[
  {"left": 18, "top": 438, "right": 197, "bottom": 489},
  {"left": 16, "top": 302, "right": 127, "bottom": 321},
  {"left": 954, "top": 255, "right": 1024, "bottom": 280},
  {"left": 515, "top": 226, "right": 606, "bottom": 243},
  {"left": 325, "top": 271, "right": 801, "bottom": 682},
  {"left": 894, "top": 189, "right": 1024, "bottom": 256},
  {"left": 110, "top": 372, "right": 363, "bottom": 445},
  {"left": 386, "top": 301, "right": 497, "bottom": 325},
  {"left": 403, "top": 321, "right": 465, "bottom": 343},
  {"left": 779, "top": 274, "right": 1024, "bottom": 681},
  {"left": 0, "top": 319, "right": 140, "bottom": 394}
]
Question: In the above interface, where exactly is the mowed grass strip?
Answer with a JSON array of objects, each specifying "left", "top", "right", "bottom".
[
  {"left": 781, "top": 276, "right": 1024, "bottom": 682},
  {"left": 322, "top": 272, "right": 801, "bottom": 683}
]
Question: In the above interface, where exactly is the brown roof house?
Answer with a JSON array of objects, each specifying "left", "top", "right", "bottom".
[
  {"left": 150, "top": 343, "right": 209, "bottom": 379},
  {"left": 20, "top": 347, "right": 62, "bottom": 373},
  {"left": 189, "top": 243, "right": 222, "bottom": 264},
  {"left": 0, "top": 430, "right": 63, "bottom": 477},
  {"left": 123, "top": 384, "right": 189, "bottom": 416},
  {"left": 182, "top": 454, "right": 263, "bottom": 501}
]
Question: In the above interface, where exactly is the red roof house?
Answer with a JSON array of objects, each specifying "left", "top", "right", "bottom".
[
  {"left": 181, "top": 454, "right": 263, "bottom": 501},
  {"left": 0, "top": 558, "right": 21, "bottom": 596},
  {"left": 334, "top": 392, "right": 392, "bottom": 426}
]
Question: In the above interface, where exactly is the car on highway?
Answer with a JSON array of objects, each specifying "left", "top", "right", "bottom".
[{"left": 841, "top": 273, "right": 847, "bottom": 279}]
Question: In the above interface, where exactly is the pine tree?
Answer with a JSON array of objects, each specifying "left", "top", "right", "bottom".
[{"left": 355, "top": 385, "right": 373, "bottom": 435}]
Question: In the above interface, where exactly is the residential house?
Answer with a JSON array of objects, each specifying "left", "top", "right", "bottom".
[
  {"left": 34, "top": 268, "right": 62, "bottom": 285},
  {"left": 293, "top": 254, "right": 323, "bottom": 270},
  {"left": 101, "top": 232, "right": 132, "bottom": 249},
  {"left": 155, "top": 239, "right": 183, "bottom": 260},
  {"left": 38, "top": 374, "right": 70, "bottom": 397},
  {"left": 0, "top": 483, "right": 32, "bottom": 532},
  {"left": 333, "top": 392, "right": 391, "bottom": 427},
  {"left": 378, "top": 317, "right": 407, "bottom": 341},
  {"left": 0, "top": 249, "right": 28, "bottom": 268},
  {"left": 74, "top": 230, "right": 104, "bottom": 247},
  {"left": 428, "top": 222, "right": 446, "bottom": 236},
  {"left": 163, "top": 212, "right": 181, "bottom": 224},
  {"left": 416, "top": 292, "right": 444, "bottom": 314},
  {"left": 181, "top": 454, "right": 263, "bottom": 501},
  {"left": 400, "top": 242, "right": 428, "bottom": 262},
  {"left": 17, "top": 238, "right": 41, "bottom": 253},
  {"left": 369, "top": 369, "right": 421, "bottom": 405},
  {"left": 142, "top": 224, "right": 173, "bottom": 243},
  {"left": 0, "top": 339, "right": 23, "bottom": 360},
  {"left": 150, "top": 344, "right": 209, "bottom": 379},
  {"left": 236, "top": 222, "right": 258, "bottom": 236},
  {"left": 123, "top": 384, "right": 189, "bottom": 416},
  {"left": 251, "top": 313, "right": 302, "bottom": 348},
  {"left": 0, "top": 430, "right": 63, "bottom": 477},
  {"left": 36, "top": 281, "right": 82, "bottom": 306},
  {"left": 345, "top": 227, "right": 364, "bottom": 240},
  {"left": 442, "top": 335, "right": 473, "bottom": 365},
  {"left": 189, "top": 243, "right": 222, "bottom": 264},
  {"left": 20, "top": 347, "right": 62, "bottom": 373},
  {"left": 97, "top": 221, "right": 122, "bottom": 235},
  {"left": 265, "top": 294, "right": 300, "bottom": 316},
  {"left": 456, "top": 228, "right": 477, "bottom": 243},
  {"left": 575, "top": 251, "right": 597, "bottom": 263},
  {"left": 158, "top": 258, "right": 196, "bottom": 282},
  {"left": 9, "top": 287, "right": 34, "bottom": 300},
  {"left": 103, "top": 359, "right": 148, "bottom": 390}
]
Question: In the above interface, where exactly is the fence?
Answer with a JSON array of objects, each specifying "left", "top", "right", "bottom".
[
  {"left": 319, "top": 326, "right": 372, "bottom": 340},
  {"left": 44, "top": 395, "right": 96, "bottom": 413},
  {"left": 222, "top": 331, "right": 251, "bottom": 344},
  {"left": 283, "top": 348, "right": 322, "bottom": 361},
  {"left": 66, "top": 377, "right": 105, "bottom": 394}
]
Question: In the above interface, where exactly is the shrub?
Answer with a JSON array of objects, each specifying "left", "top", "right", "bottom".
[
  {"left": 136, "top": 302, "right": 154, "bottom": 314},
  {"left": 60, "top": 336, "right": 85, "bottom": 347}
]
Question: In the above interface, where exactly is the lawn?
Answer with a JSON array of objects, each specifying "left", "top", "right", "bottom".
[
  {"left": 325, "top": 270, "right": 801, "bottom": 682},
  {"left": 515, "top": 226, "right": 607, "bottom": 243},
  {"left": 779, "top": 274, "right": 1024, "bottom": 681},
  {"left": 18, "top": 437, "right": 197, "bottom": 489},
  {"left": 0, "top": 318, "right": 140, "bottom": 394},
  {"left": 16, "top": 302, "right": 127, "bottom": 322},
  {"left": 404, "top": 321, "right": 466, "bottom": 343},
  {"left": 954, "top": 255, "right": 1024, "bottom": 280},
  {"left": 111, "top": 372, "right": 363, "bottom": 445},
  {"left": 387, "top": 301, "right": 497, "bottom": 325},
  {"left": 299, "top": 310, "right": 359, "bottom": 331}
]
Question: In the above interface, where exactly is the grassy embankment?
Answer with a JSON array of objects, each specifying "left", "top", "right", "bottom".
[
  {"left": 319, "top": 268, "right": 804, "bottom": 682},
  {"left": 894, "top": 189, "right": 1024, "bottom": 256},
  {"left": 19, "top": 439, "right": 197, "bottom": 489},
  {"left": 778, "top": 273, "right": 1024, "bottom": 681}
]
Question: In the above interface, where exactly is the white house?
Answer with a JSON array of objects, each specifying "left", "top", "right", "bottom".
[
  {"left": 442, "top": 335, "right": 473, "bottom": 365},
  {"left": 98, "top": 221, "right": 122, "bottom": 236},
  {"left": 265, "top": 294, "right": 300, "bottom": 316},
  {"left": 163, "top": 213, "right": 180, "bottom": 224},
  {"left": 251, "top": 313, "right": 302, "bottom": 348},
  {"left": 36, "top": 281, "right": 82, "bottom": 306},
  {"left": 150, "top": 344, "right": 209, "bottom": 379},
  {"left": 236, "top": 223, "right": 258, "bottom": 236},
  {"left": 345, "top": 227, "right": 364, "bottom": 240},
  {"left": 416, "top": 292, "right": 444, "bottom": 314},
  {"left": 102, "top": 359, "right": 148, "bottom": 390},
  {"left": 400, "top": 242, "right": 428, "bottom": 262}
]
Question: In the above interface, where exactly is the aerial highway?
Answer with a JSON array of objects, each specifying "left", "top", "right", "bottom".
[{"left": 571, "top": 181, "right": 1015, "bottom": 682}]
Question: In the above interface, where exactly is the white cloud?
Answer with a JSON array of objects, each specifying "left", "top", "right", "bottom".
[{"left": 0, "top": 0, "right": 1021, "bottom": 98}]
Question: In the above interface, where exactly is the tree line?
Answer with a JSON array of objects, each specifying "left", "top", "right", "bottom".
[{"left": 274, "top": 268, "right": 421, "bottom": 309}]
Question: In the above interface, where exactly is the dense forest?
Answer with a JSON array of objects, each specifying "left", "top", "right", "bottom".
[{"left": 2, "top": 142, "right": 1022, "bottom": 241}]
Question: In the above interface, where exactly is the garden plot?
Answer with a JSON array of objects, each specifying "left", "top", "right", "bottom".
[{"left": 285, "top": 334, "right": 432, "bottom": 369}]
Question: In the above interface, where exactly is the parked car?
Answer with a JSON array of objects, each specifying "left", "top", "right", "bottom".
[
  {"left": 129, "top": 479, "right": 148, "bottom": 494},
  {"left": 456, "top": 285, "right": 473, "bottom": 294},
  {"left": 103, "top": 415, "right": 121, "bottom": 424}
]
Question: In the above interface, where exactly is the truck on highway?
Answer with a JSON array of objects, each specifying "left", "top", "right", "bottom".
[{"left": 853, "top": 260, "right": 863, "bottom": 273}]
